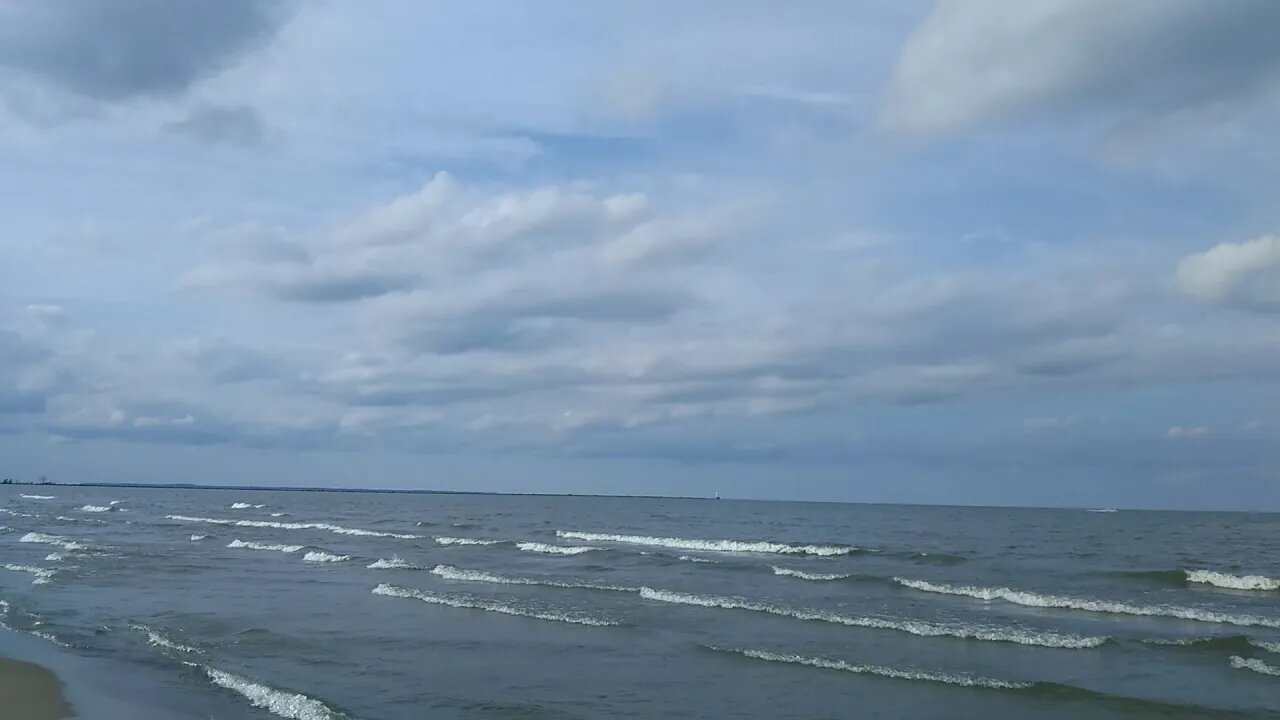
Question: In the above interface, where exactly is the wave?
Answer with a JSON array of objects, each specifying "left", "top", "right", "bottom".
[
  {"left": 202, "top": 666, "right": 349, "bottom": 720},
  {"left": 19, "top": 532, "right": 85, "bottom": 551},
  {"left": 434, "top": 536, "right": 501, "bottom": 546},
  {"left": 678, "top": 555, "right": 719, "bottom": 564},
  {"left": 557, "top": 530, "right": 855, "bottom": 556},
  {"left": 230, "top": 502, "right": 266, "bottom": 509},
  {"left": 431, "top": 564, "right": 636, "bottom": 593},
  {"left": 20, "top": 494, "right": 54, "bottom": 500},
  {"left": 1086, "top": 508, "right": 1119, "bottom": 513},
  {"left": 1186, "top": 570, "right": 1279, "bottom": 592},
  {"left": 166, "top": 514, "right": 419, "bottom": 540},
  {"left": 771, "top": 566, "right": 851, "bottom": 581},
  {"left": 711, "top": 646, "right": 1028, "bottom": 689},
  {"left": 271, "top": 512, "right": 286, "bottom": 517},
  {"left": 303, "top": 551, "right": 350, "bottom": 563},
  {"left": 43, "top": 552, "right": 65, "bottom": 562},
  {"left": 372, "top": 583, "right": 618, "bottom": 626},
  {"left": 1230, "top": 656, "right": 1280, "bottom": 677},
  {"left": 367, "top": 556, "right": 421, "bottom": 570},
  {"left": 515, "top": 542, "right": 598, "bottom": 556},
  {"left": 894, "top": 577, "right": 1280, "bottom": 629},
  {"left": 1143, "top": 636, "right": 1280, "bottom": 655},
  {"left": 0, "top": 508, "right": 36, "bottom": 517},
  {"left": 80, "top": 504, "right": 112, "bottom": 512},
  {"left": 3, "top": 564, "right": 56, "bottom": 585},
  {"left": 191, "top": 534, "right": 208, "bottom": 541},
  {"left": 639, "top": 587, "right": 1104, "bottom": 648},
  {"left": 1255, "top": 639, "right": 1280, "bottom": 654},
  {"left": 227, "top": 539, "right": 303, "bottom": 553},
  {"left": 135, "top": 625, "right": 200, "bottom": 654}
]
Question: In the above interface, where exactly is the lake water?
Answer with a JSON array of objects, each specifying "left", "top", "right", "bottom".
[{"left": 1, "top": 487, "right": 1278, "bottom": 719}]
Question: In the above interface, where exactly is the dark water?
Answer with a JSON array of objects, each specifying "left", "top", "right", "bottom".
[{"left": 1, "top": 487, "right": 1278, "bottom": 719}]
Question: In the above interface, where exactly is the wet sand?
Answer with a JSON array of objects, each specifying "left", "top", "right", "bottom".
[{"left": 0, "top": 655, "right": 73, "bottom": 720}]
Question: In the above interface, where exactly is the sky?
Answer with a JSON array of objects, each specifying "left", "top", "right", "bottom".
[{"left": 2, "top": 1, "right": 1279, "bottom": 509}]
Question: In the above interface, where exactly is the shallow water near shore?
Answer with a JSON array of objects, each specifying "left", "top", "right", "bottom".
[{"left": 2, "top": 487, "right": 1279, "bottom": 719}]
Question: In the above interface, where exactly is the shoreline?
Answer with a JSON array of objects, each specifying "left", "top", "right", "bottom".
[{"left": 0, "top": 654, "right": 73, "bottom": 720}]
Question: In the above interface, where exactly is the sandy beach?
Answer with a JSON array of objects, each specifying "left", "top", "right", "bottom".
[{"left": 0, "top": 655, "right": 73, "bottom": 720}]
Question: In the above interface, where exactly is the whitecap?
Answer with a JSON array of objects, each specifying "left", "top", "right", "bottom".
[
  {"left": 639, "top": 587, "right": 1105, "bottom": 648},
  {"left": 367, "top": 556, "right": 419, "bottom": 570},
  {"left": 1254, "top": 639, "right": 1280, "bottom": 654},
  {"left": 772, "top": 566, "right": 851, "bottom": 581},
  {"left": 431, "top": 564, "right": 636, "bottom": 593},
  {"left": 202, "top": 666, "right": 348, "bottom": 720},
  {"left": 677, "top": 555, "right": 718, "bottom": 564},
  {"left": 894, "top": 577, "right": 1280, "bottom": 629},
  {"left": 303, "top": 551, "right": 350, "bottom": 563},
  {"left": 557, "top": 530, "right": 854, "bottom": 556},
  {"left": 1085, "top": 508, "right": 1118, "bottom": 513},
  {"left": 20, "top": 494, "right": 54, "bottom": 500},
  {"left": 271, "top": 512, "right": 286, "bottom": 517},
  {"left": 433, "top": 536, "right": 501, "bottom": 546},
  {"left": 2, "top": 564, "right": 56, "bottom": 585},
  {"left": 715, "top": 647, "right": 1029, "bottom": 689},
  {"left": 515, "top": 542, "right": 598, "bottom": 556},
  {"left": 190, "top": 534, "right": 208, "bottom": 541},
  {"left": 136, "top": 626, "right": 200, "bottom": 654},
  {"left": 0, "top": 508, "right": 36, "bottom": 517},
  {"left": 19, "top": 532, "right": 85, "bottom": 551},
  {"left": 1185, "top": 570, "right": 1279, "bottom": 592},
  {"left": 230, "top": 502, "right": 266, "bottom": 509},
  {"left": 80, "top": 505, "right": 112, "bottom": 513},
  {"left": 372, "top": 583, "right": 617, "bottom": 626},
  {"left": 165, "top": 515, "right": 418, "bottom": 540},
  {"left": 227, "top": 539, "right": 303, "bottom": 553},
  {"left": 1230, "top": 656, "right": 1280, "bottom": 677},
  {"left": 43, "top": 552, "right": 65, "bottom": 562}
]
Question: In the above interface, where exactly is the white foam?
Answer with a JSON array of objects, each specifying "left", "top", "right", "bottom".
[
  {"left": 80, "top": 504, "right": 112, "bottom": 512},
  {"left": 515, "top": 542, "right": 598, "bottom": 556},
  {"left": 1186, "top": 570, "right": 1279, "bottom": 592},
  {"left": 557, "top": 530, "right": 854, "bottom": 556},
  {"left": 1230, "top": 656, "right": 1280, "bottom": 677},
  {"left": 190, "top": 534, "right": 208, "bottom": 541},
  {"left": 136, "top": 626, "right": 200, "bottom": 654},
  {"left": 433, "top": 536, "right": 501, "bottom": 546},
  {"left": 203, "top": 666, "right": 347, "bottom": 720},
  {"left": 372, "top": 583, "right": 617, "bottom": 626},
  {"left": 20, "top": 494, "right": 54, "bottom": 500},
  {"left": 772, "top": 566, "right": 851, "bottom": 581},
  {"left": 227, "top": 539, "right": 303, "bottom": 553},
  {"left": 431, "top": 564, "right": 636, "bottom": 592},
  {"left": 367, "top": 556, "right": 419, "bottom": 569},
  {"left": 894, "top": 577, "right": 1280, "bottom": 629},
  {"left": 230, "top": 502, "right": 266, "bottom": 509},
  {"left": 0, "top": 508, "right": 36, "bottom": 517},
  {"left": 44, "top": 552, "right": 65, "bottom": 562},
  {"left": 639, "top": 587, "right": 1104, "bottom": 648},
  {"left": 1085, "top": 508, "right": 1118, "bottom": 513},
  {"left": 718, "top": 647, "right": 1029, "bottom": 689},
  {"left": 677, "top": 555, "right": 718, "bottom": 564},
  {"left": 166, "top": 514, "right": 419, "bottom": 539},
  {"left": 19, "top": 532, "right": 85, "bottom": 551},
  {"left": 303, "top": 551, "right": 350, "bottom": 563},
  {"left": 2, "top": 564, "right": 56, "bottom": 585},
  {"left": 271, "top": 512, "right": 286, "bottom": 517},
  {"left": 1254, "top": 639, "right": 1280, "bottom": 654}
]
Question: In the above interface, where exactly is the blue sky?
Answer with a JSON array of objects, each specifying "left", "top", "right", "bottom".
[{"left": 2, "top": 1, "right": 1279, "bottom": 509}]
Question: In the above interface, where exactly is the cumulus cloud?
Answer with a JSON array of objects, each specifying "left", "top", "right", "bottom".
[
  {"left": 1176, "top": 236, "right": 1280, "bottom": 313},
  {"left": 884, "top": 0, "right": 1280, "bottom": 136}
]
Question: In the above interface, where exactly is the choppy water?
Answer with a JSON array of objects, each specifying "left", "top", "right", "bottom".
[{"left": 2, "top": 487, "right": 1278, "bottom": 719}]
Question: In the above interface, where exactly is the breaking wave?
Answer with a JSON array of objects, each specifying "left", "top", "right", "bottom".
[
  {"left": 191, "top": 534, "right": 208, "bottom": 541},
  {"left": 136, "top": 626, "right": 200, "bottom": 654},
  {"left": 19, "top": 532, "right": 85, "bottom": 551},
  {"left": 228, "top": 539, "right": 303, "bottom": 553},
  {"left": 557, "top": 530, "right": 855, "bottom": 556},
  {"left": 230, "top": 503, "right": 266, "bottom": 509},
  {"left": 1230, "top": 656, "right": 1280, "bottom": 677},
  {"left": 516, "top": 542, "right": 598, "bottom": 556},
  {"left": 202, "top": 666, "right": 349, "bottom": 720},
  {"left": 20, "top": 494, "right": 54, "bottom": 500},
  {"left": 639, "top": 588, "right": 1104, "bottom": 648},
  {"left": 712, "top": 646, "right": 1029, "bottom": 689},
  {"left": 372, "top": 583, "right": 617, "bottom": 626},
  {"left": 166, "top": 515, "right": 419, "bottom": 540},
  {"left": 1143, "top": 636, "right": 1280, "bottom": 655},
  {"left": 434, "top": 536, "right": 501, "bottom": 546},
  {"left": 772, "top": 566, "right": 851, "bottom": 581},
  {"left": 3, "top": 564, "right": 56, "bottom": 585},
  {"left": 894, "top": 577, "right": 1280, "bottom": 629},
  {"left": 80, "top": 504, "right": 112, "bottom": 512},
  {"left": 1186, "top": 570, "right": 1279, "bottom": 592},
  {"left": 678, "top": 555, "right": 719, "bottom": 564},
  {"left": 303, "top": 551, "right": 350, "bottom": 563},
  {"left": 0, "top": 508, "right": 36, "bottom": 517},
  {"left": 367, "top": 556, "right": 421, "bottom": 570},
  {"left": 431, "top": 564, "right": 636, "bottom": 592}
]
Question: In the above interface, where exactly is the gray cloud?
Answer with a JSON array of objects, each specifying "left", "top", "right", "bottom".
[
  {"left": 0, "top": 0, "right": 290, "bottom": 101},
  {"left": 165, "top": 103, "right": 265, "bottom": 146}
]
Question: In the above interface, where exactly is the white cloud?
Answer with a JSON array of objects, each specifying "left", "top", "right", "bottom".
[
  {"left": 1176, "top": 236, "right": 1280, "bottom": 312},
  {"left": 1167, "top": 426, "right": 1211, "bottom": 439}
]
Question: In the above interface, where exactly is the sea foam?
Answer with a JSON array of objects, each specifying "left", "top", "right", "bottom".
[
  {"left": 19, "top": 532, "right": 85, "bottom": 551},
  {"left": 191, "top": 534, "right": 209, "bottom": 541},
  {"left": 20, "top": 494, "right": 54, "bottom": 500},
  {"left": 303, "top": 551, "right": 350, "bottom": 563},
  {"left": 3, "top": 564, "right": 56, "bottom": 585},
  {"left": 372, "top": 583, "right": 618, "bottom": 626},
  {"left": 80, "top": 505, "right": 112, "bottom": 513},
  {"left": 367, "top": 556, "right": 420, "bottom": 570},
  {"left": 1230, "top": 656, "right": 1280, "bottom": 677},
  {"left": 557, "top": 530, "right": 855, "bottom": 556},
  {"left": 639, "top": 587, "right": 1105, "bottom": 648},
  {"left": 227, "top": 539, "right": 303, "bottom": 553},
  {"left": 202, "top": 666, "right": 349, "bottom": 720},
  {"left": 1185, "top": 570, "right": 1279, "bottom": 592},
  {"left": 433, "top": 536, "right": 501, "bottom": 546},
  {"left": 894, "top": 577, "right": 1280, "bottom": 629},
  {"left": 515, "top": 542, "right": 598, "bottom": 556},
  {"left": 136, "top": 626, "right": 200, "bottom": 654},
  {"left": 230, "top": 503, "right": 266, "bottom": 509},
  {"left": 166, "top": 515, "right": 418, "bottom": 539},
  {"left": 431, "top": 564, "right": 636, "bottom": 593},
  {"left": 715, "top": 647, "right": 1030, "bottom": 689},
  {"left": 772, "top": 566, "right": 851, "bottom": 581}
]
